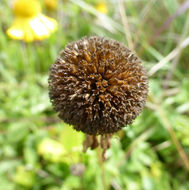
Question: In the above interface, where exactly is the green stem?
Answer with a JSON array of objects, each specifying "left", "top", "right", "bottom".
[{"left": 97, "top": 147, "right": 107, "bottom": 190}]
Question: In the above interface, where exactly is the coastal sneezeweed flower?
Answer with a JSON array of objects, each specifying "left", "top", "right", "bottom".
[
  {"left": 49, "top": 36, "right": 148, "bottom": 158},
  {"left": 44, "top": 0, "right": 57, "bottom": 11},
  {"left": 96, "top": 2, "right": 108, "bottom": 14},
  {"left": 6, "top": 0, "right": 57, "bottom": 42}
]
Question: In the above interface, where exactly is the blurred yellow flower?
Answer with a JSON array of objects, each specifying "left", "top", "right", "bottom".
[
  {"left": 96, "top": 2, "right": 108, "bottom": 14},
  {"left": 44, "top": 0, "right": 57, "bottom": 11},
  {"left": 6, "top": 0, "right": 57, "bottom": 42},
  {"left": 38, "top": 138, "right": 66, "bottom": 163},
  {"left": 37, "top": 125, "right": 84, "bottom": 164},
  {"left": 13, "top": 166, "right": 35, "bottom": 187}
]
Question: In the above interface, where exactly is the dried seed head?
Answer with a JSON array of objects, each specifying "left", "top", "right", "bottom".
[{"left": 49, "top": 36, "right": 148, "bottom": 135}]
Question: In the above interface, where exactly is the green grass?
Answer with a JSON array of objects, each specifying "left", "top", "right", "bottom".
[{"left": 0, "top": 0, "right": 189, "bottom": 190}]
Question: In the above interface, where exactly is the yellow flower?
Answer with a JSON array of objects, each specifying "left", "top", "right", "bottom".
[
  {"left": 44, "top": 0, "right": 57, "bottom": 11},
  {"left": 96, "top": 2, "right": 108, "bottom": 14},
  {"left": 6, "top": 0, "right": 57, "bottom": 42},
  {"left": 37, "top": 138, "right": 66, "bottom": 163}
]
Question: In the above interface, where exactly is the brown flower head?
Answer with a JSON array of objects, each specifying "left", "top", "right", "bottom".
[{"left": 49, "top": 36, "right": 148, "bottom": 156}]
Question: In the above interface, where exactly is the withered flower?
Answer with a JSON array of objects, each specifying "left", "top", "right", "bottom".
[{"left": 49, "top": 36, "right": 148, "bottom": 158}]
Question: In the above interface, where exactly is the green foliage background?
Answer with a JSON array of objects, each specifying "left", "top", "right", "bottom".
[{"left": 0, "top": 0, "right": 189, "bottom": 189}]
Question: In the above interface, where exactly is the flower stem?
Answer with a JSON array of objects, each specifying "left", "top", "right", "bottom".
[{"left": 97, "top": 146, "right": 107, "bottom": 190}]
